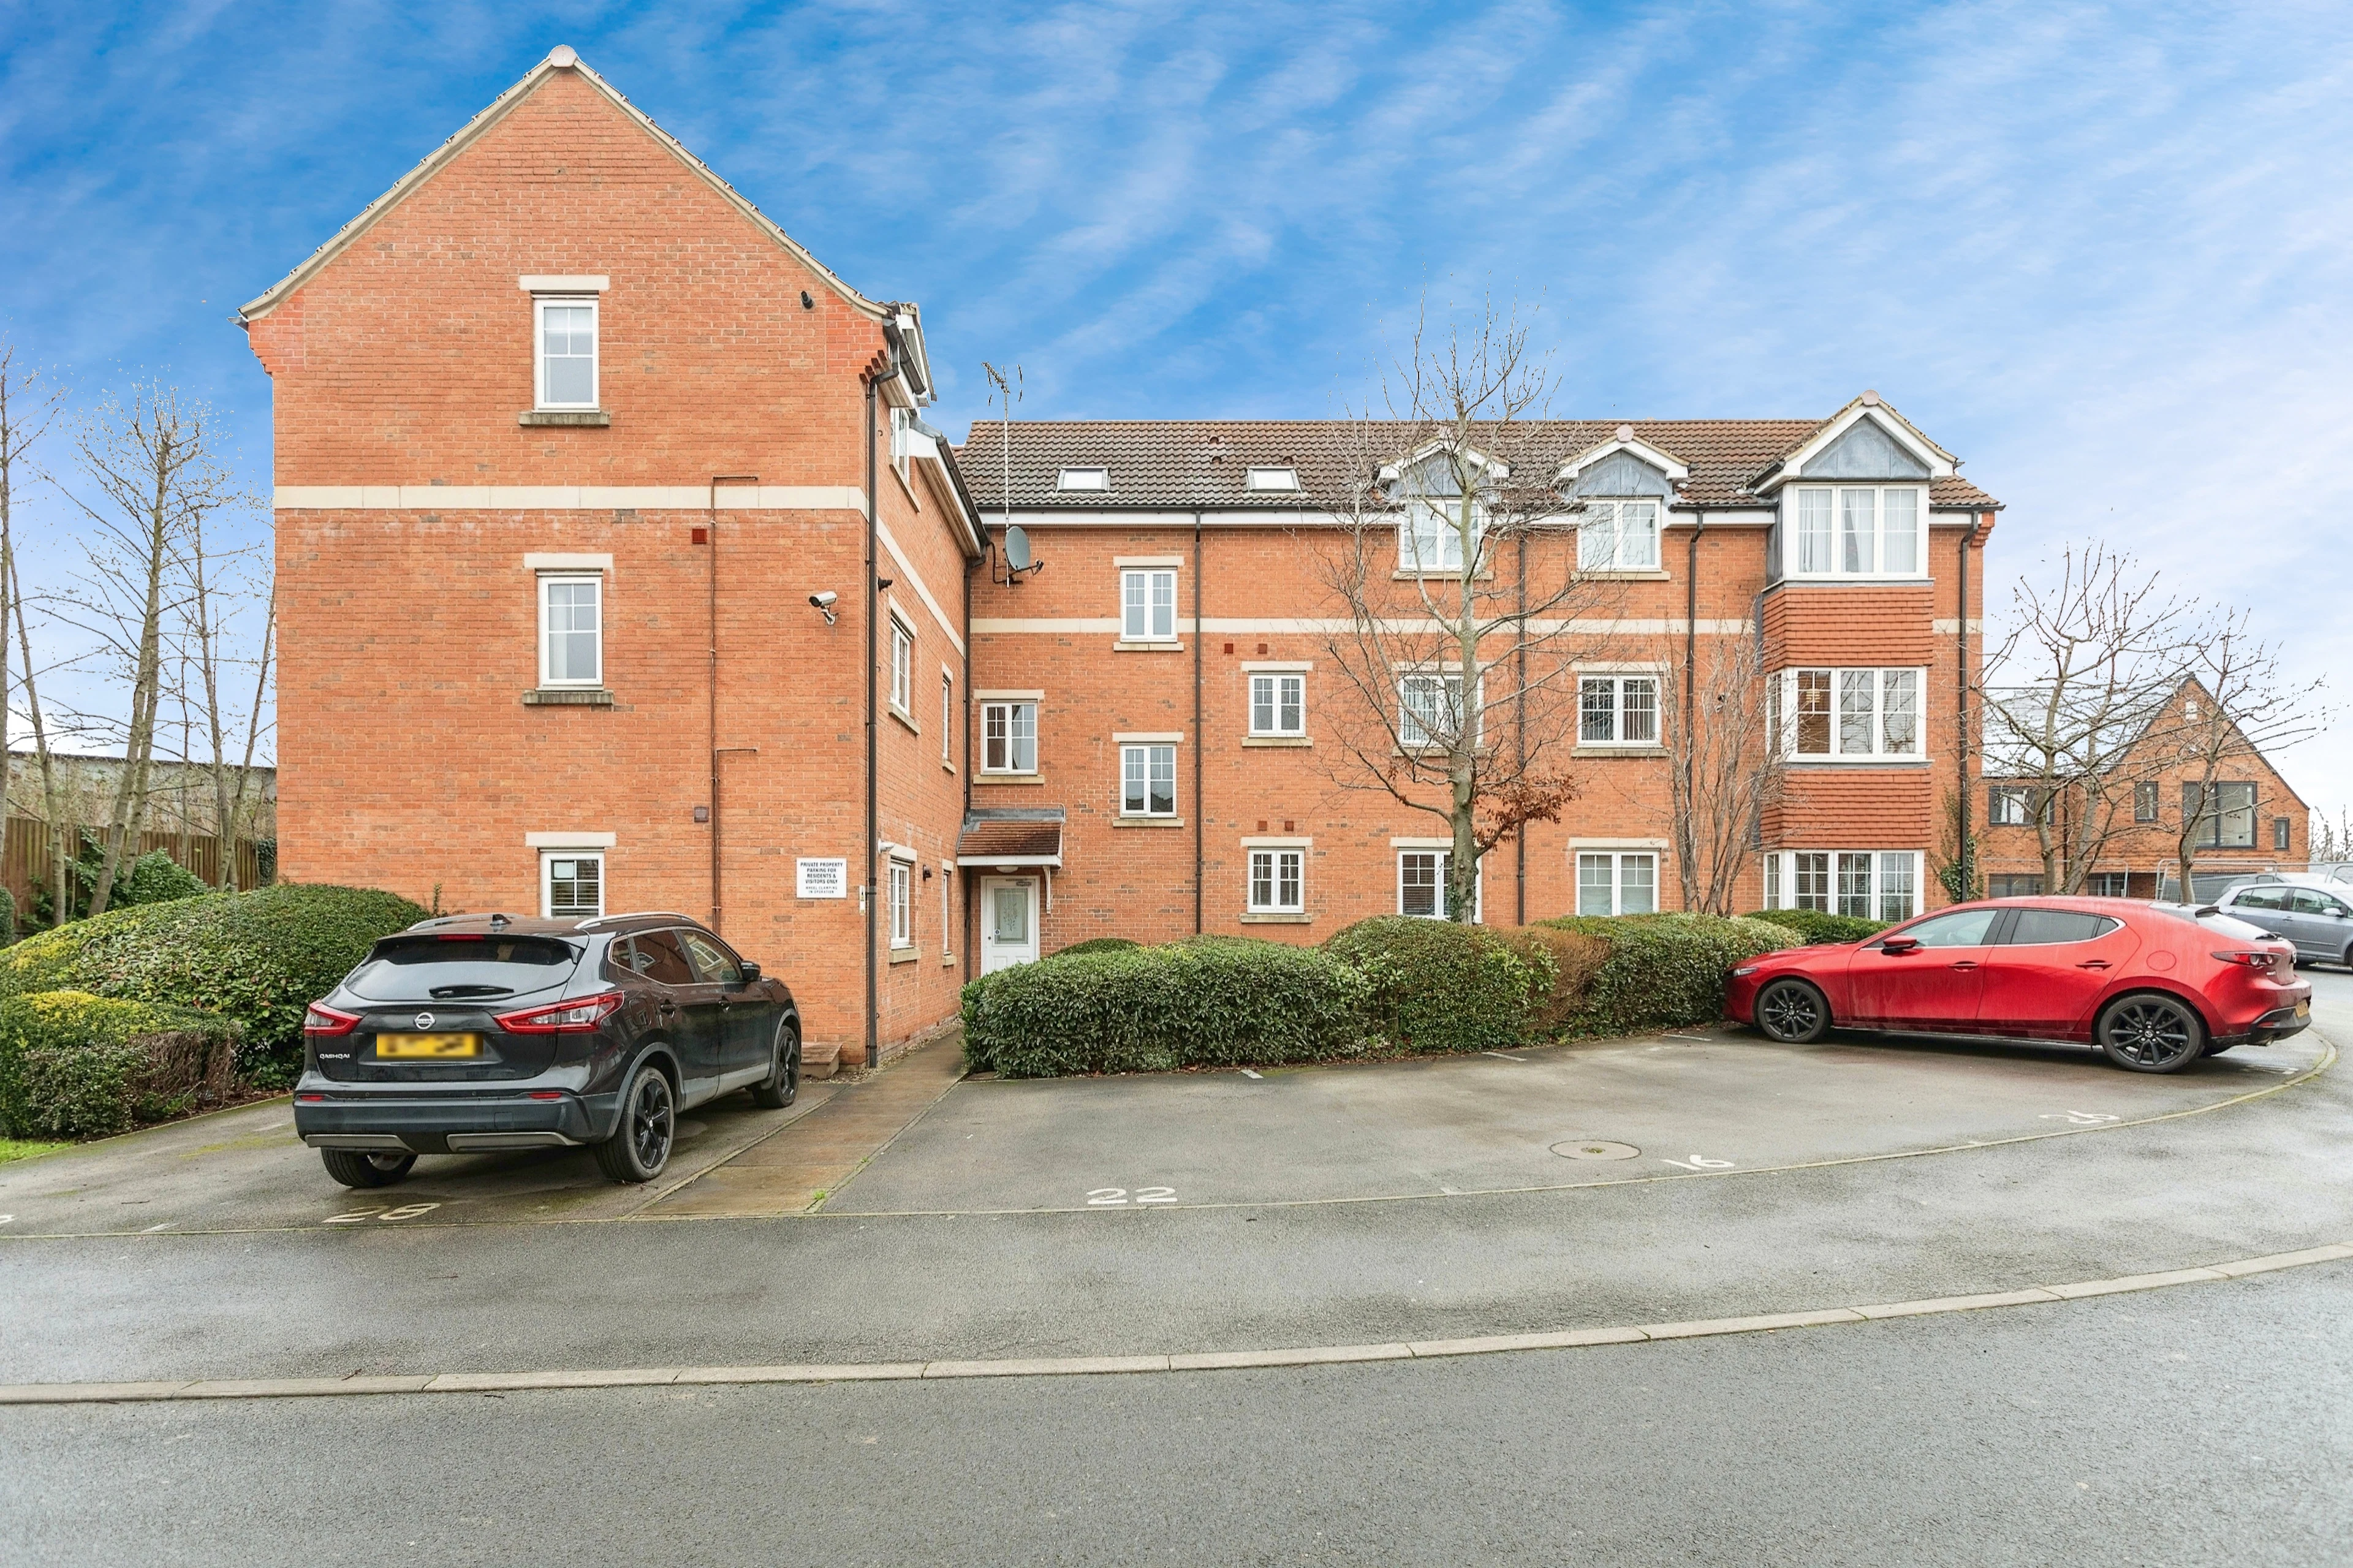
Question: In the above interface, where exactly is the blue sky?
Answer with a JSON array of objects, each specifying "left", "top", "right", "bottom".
[{"left": 4, "top": 1, "right": 2351, "bottom": 819}]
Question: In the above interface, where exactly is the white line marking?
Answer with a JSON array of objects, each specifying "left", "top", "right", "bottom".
[
  {"left": 1482, "top": 1052, "right": 1525, "bottom": 1062},
  {"left": 142, "top": 1222, "right": 176, "bottom": 1233},
  {"left": 1239, "top": 1069, "right": 1262, "bottom": 1079}
]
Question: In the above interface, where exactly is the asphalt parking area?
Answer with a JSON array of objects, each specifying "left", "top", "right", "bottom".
[
  {"left": 0, "top": 1023, "right": 2327, "bottom": 1237},
  {"left": 822, "top": 1027, "right": 2331, "bottom": 1214}
]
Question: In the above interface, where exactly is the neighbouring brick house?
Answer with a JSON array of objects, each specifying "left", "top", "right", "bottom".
[
  {"left": 243, "top": 47, "right": 2004, "bottom": 1066},
  {"left": 1979, "top": 676, "right": 2312, "bottom": 901}
]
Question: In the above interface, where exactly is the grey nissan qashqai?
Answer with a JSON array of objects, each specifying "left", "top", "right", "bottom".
[{"left": 292, "top": 912, "right": 801, "bottom": 1188}]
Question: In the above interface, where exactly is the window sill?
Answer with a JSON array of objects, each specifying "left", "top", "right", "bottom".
[
  {"left": 1574, "top": 744, "right": 1667, "bottom": 758},
  {"left": 1242, "top": 736, "right": 1311, "bottom": 748},
  {"left": 1113, "top": 816, "right": 1185, "bottom": 828},
  {"left": 941, "top": 760, "right": 957, "bottom": 775},
  {"left": 518, "top": 409, "right": 611, "bottom": 427},
  {"left": 1240, "top": 911, "right": 1312, "bottom": 923},
  {"left": 1578, "top": 568, "right": 1670, "bottom": 580},
  {"left": 1770, "top": 575, "right": 1932, "bottom": 587},
  {"left": 1113, "top": 641, "right": 1185, "bottom": 653},
  {"left": 888, "top": 946, "right": 920, "bottom": 965},
  {"left": 889, "top": 705, "right": 919, "bottom": 736},
  {"left": 976, "top": 773, "right": 1045, "bottom": 786},
  {"left": 941, "top": 952, "right": 958, "bottom": 966},
  {"left": 1786, "top": 757, "right": 1931, "bottom": 768},
  {"left": 1392, "top": 570, "right": 1493, "bottom": 581},
  {"left": 523, "top": 687, "right": 615, "bottom": 707}
]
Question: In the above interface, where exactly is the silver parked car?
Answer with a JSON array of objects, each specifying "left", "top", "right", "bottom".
[{"left": 2215, "top": 881, "right": 2353, "bottom": 968}]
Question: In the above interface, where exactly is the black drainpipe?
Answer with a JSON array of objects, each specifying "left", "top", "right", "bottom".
[
  {"left": 1193, "top": 510, "right": 1204, "bottom": 936},
  {"left": 864, "top": 351, "right": 903, "bottom": 1070},
  {"left": 1515, "top": 529, "right": 1528, "bottom": 926},
  {"left": 1684, "top": 512, "right": 1702, "bottom": 909},
  {"left": 1957, "top": 517, "right": 1974, "bottom": 903}
]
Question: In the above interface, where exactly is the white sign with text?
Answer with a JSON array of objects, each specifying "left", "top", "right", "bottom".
[{"left": 796, "top": 858, "right": 849, "bottom": 899}]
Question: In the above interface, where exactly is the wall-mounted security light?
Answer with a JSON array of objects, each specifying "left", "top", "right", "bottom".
[{"left": 809, "top": 590, "right": 838, "bottom": 626}]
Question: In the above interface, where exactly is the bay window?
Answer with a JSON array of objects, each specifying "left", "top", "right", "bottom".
[
  {"left": 1786, "top": 485, "right": 1922, "bottom": 578},
  {"left": 1762, "top": 850, "right": 1919, "bottom": 922},
  {"left": 1403, "top": 498, "right": 1483, "bottom": 573},
  {"left": 1776, "top": 668, "right": 1921, "bottom": 760}
]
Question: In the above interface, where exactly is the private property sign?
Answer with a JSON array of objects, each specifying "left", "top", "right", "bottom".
[{"left": 796, "top": 858, "right": 849, "bottom": 899}]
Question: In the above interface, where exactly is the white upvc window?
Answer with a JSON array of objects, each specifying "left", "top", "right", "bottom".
[
  {"left": 541, "top": 851, "right": 605, "bottom": 919},
  {"left": 539, "top": 574, "right": 603, "bottom": 687},
  {"left": 889, "top": 615, "right": 914, "bottom": 717},
  {"left": 1247, "top": 849, "right": 1305, "bottom": 914},
  {"left": 1576, "top": 851, "right": 1657, "bottom": 915},
  {"left": 1403, "top": 498, "right": 1483, "bottom": 574},
  {"left": 981, "top": 701, "right": 1037, "bottom": 773},
  {"left": 888, "top": 857, "right": 913, "bottom": 949},
  {"left": 1762, "top": 850, "right": 1920, "bottom": 922},
  {"left": 1398, "top": 672, "right": 1472, "bottom": 749},
  {"left": 1120, "top": 569, "right": 1178, "bottom": 642},
  {"left": 1579, "top": 674, "right": 1659, "bottom": 745},
  {"left": 1787, "top": 485, "right": 1923, "bottom": 578},
  {"left": 1988, "top": 785, "right": 2034, "bottom": 827},
  {"left": 1577, "top": 498, "right": 1661, "bottom": 571},
  {"left": 535, "top": 297, "right": 599, "bottom": 409},
  {"left": 1120, "top": 743, "right": 1177, "bottom": 817},
  {"left": 941, "top": 673, "right": 955, "bottom": 764},
  {"left": 890, "top": 406, "right": 914, "bottom": 481},
  {"left": 1249, "top": 673, "right": 1306, "bottom": 737},
  {"left": 1776, "top": 668, "right": 1922, "bottom": 759},
  {"left": 1398, "top": 850, "right": 1481, "bottom": 921}
]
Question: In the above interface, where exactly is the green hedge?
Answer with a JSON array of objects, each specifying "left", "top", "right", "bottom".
[
  {"left": 0, "top": 884, "right": 428, "bottom": 1082},
  {"left": 1054, "top": 937, "right": 1141, "bottom": 958},
  {"left": 1740, "top": 908, "right": 1889, "bottom": 945},
  {"left": 1324, "top": 917, "right": 1554, "bottom": 1056},
  {"left": 963, "top": 936, "right": 1372, "bottom": 1077},
  {"left": 1543, "top": 914, "right": 1803, "bottom": 1036},
  {"left": 0, "top": 990, "right": 243, "bottom": 1138}
]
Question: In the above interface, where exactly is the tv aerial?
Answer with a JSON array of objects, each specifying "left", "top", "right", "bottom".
[{"left": 983, "top": 361, "right": 1044, "bottom": 586}]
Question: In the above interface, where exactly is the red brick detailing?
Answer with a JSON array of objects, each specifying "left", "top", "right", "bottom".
[
  {"left": 1763, "top": 586, "right": 1936, "bottom": 667},
  {"left": 1764, "top": 770, "right": 1935, "bottom": 847}
]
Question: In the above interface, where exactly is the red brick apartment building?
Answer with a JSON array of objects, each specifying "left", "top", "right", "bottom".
[{"left": 240, "top": 48, "right": 2002, "bottom": 1066}]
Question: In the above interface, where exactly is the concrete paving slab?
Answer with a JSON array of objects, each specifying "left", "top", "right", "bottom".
[{"left": 820, "top": 1027, "right": 2327, "bottom": 1214}]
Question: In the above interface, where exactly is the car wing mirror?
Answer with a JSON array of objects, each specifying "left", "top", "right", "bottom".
[
  {"left": 739, "top": 961, "right": 762, "bottom": 982},
  {"left": 1879, "top": 936, "right": 1921, "bottom": 955}
]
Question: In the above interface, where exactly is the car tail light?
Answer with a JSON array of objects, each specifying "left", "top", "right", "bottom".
[
  {"left": 2213, "top": 949, "right": 2288, "bottom": 977},
  {"left": 526, "top": 1091, "right": 564, "bottom": 1101},
  {"left": 303, "top": 1002, "right": 361, "bottom": 1037},
  {"left": 494, "top": 991, "right": 624, "bottom": 1034},
  {"left": 296, "top": 1093, "right": 326, "bottom": 1102}
]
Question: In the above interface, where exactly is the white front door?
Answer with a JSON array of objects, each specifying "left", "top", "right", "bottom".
[{"left": 980, "top": 877, "right": 1039, "bottom": 974}]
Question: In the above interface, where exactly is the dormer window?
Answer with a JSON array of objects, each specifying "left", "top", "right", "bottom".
[
  {"left": 1057, "top": 467, "right": 1110, "bottom": 491},
  {"left": 1788, "top": 485, "right": 1922, "bottom": 578},
  {"left": 1578, "top": 499, "right": 1661, "bottom": 571},
  {"left": 1246, "top": 466, "right": 1298, "bottom": 491}
]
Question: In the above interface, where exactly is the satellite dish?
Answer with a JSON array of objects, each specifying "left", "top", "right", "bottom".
[{"left": 1004, "top": 525, "right": 1034, "bottom": 572}]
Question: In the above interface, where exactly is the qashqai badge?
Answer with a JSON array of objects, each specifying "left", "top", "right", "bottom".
[{"left": 415, "top": 1012, "right": 436, "bottom": 1030}]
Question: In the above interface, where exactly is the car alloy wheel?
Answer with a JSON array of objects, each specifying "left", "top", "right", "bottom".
[
  {"left": 1756, "top": 979, "right": 1829, "bottom": 1044},
  {"left": 595, "top": 1064, "right": 676, "bottom": 1183},
  {"left": 320, "top": 1148, "right": 417, "bottom": 1188},
  {"left": 752, "top": 1025, "right": 800, "bottom": 1109},
  {"left": 2098, "top": 995, "right": 2202, "bottom": 1074}
]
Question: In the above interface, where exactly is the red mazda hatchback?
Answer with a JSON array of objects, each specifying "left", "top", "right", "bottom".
[{"left": 1725, "top": 898, "right": 2311, "bottom": 1073}]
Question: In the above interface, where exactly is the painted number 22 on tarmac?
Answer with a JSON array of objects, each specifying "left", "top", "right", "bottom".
[{"left": 1086, "top": 1187, "right": 1177, "bottom": 1206}]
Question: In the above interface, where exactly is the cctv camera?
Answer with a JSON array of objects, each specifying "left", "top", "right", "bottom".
[{"left": 809, "top": 591, "right": 837, "bottom": 609}]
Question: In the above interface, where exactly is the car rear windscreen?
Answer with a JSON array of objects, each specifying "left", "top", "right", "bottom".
[{"left": 346, "top": 936, "right": 582, "bottom": 1001}]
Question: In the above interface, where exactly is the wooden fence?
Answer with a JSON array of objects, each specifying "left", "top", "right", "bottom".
[{"left": 2, "top": 815, "right": 273, "bottom": 914}]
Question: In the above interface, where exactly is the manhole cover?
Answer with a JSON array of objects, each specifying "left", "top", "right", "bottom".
[{"left": 1551, "top": 1140, "right": 1640, "bottom": 1161}]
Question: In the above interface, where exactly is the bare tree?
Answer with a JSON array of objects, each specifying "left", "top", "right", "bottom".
[
  {"left": 168, "top": 499, "right": 273, "bottom": 887},
  {"left": 1311, "top": 298, "right": 1618, "bottom": 922},
  {"left": 1980, "top": 544, "right": 2192, "bottom": 893},
  {"left": 1659, "top": 627, "right": 1781, "bottom": 914},
  {"left": 54, "top": 385, "right": 237, "bottom": 917},
  {"left": 2165, "top": 616, "right": 2325, "bottom": 896},
  {"left": 0, "top": 339, "right": 70, "bottom": 923}
]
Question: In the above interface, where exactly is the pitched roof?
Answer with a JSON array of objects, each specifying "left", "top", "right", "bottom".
[
  {"left": 238, "top": 47, "right": 894, "bottom": 326},
  {"left": 954, "top": 417, "right": 2001, "bottom": 513},
  {"left": 956, "top": 809, "right": 1066, "bottom": 866}
]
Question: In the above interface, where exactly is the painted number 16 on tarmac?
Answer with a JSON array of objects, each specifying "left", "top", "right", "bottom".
[{"left": 1086, "top": 1187, "right": 1177, "bottom": 1206}]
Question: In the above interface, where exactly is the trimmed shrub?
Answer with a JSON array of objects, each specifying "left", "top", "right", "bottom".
[
  {"left": 1325, "top": 917, "right": 1555, "bottom": 1055},
  {"left": 1741, "top": 908, "right": 1888, "bottom": 945},
  {"left": 1054, "top": 937, "right": 1141, "bottom": 958},
  {"left": 962, "top": 936, "right": 1372, "bottom": 1077},
  {"left": 0, "top": 990, "right": 242, "bottom": 1138},
  {"left": 0, "top": 884, "right": 428, "bottom": 1081},
  {"left": 115, "top": 850, "right": 207, "bottom": 908},
  {"left": 1542, "top": 913, "right": 1803, "bottom": 1035},
  {"left": 1498, "top": 923, "right": 1612, "bottom": 1036},
  {"left": 0, "top": 884, "right": 15, "bottom": 947}
]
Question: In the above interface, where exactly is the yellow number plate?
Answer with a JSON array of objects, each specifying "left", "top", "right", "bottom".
[{"left": 376, "top": 1032, "right": 482, "bottom": 1059}]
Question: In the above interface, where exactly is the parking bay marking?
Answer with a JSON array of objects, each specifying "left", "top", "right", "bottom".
[
  {"left": 1086, "top": 1187, "right": 1178, "bottom": 1206},
  {"left": 1661, "top": 1155, "right": 1737, "bottom": 1172},
  {"left": 322, "top": 1202, "right": 444, "bottom": 1225},
  {"left": 2040, "top": 1111, "right": 2121, "bottom": 1126}
]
